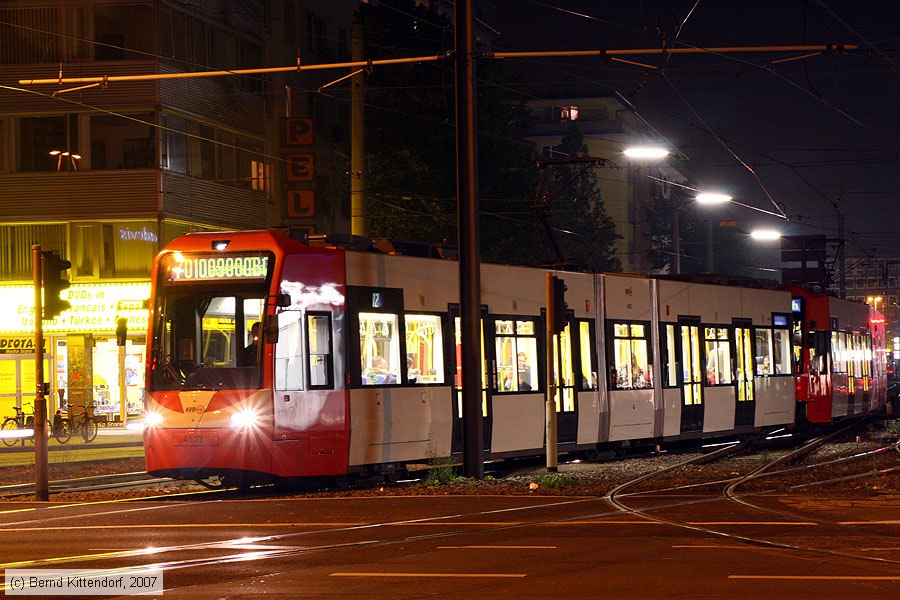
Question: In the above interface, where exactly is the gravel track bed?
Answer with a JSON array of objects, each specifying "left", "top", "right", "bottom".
[{"left": 1, "top": 427, "right": 898, "bottom": 503}]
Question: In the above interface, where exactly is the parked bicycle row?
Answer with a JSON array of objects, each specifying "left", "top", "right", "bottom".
[{"left": 1, "top": 403, "right": 99, "bottom": 447}]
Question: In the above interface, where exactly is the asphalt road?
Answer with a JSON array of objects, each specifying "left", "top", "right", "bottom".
[{"left": 0, "top": 491, "right": 897, "bottom": 598}]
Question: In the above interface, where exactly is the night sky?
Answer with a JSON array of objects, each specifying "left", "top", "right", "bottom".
[{"left": 492, "top": 0, "right": 900, "bottom": 261}]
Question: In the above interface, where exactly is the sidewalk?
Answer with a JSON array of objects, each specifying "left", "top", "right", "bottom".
[{"left": 0, "top": 425, "right": 145, "bottom": 468}]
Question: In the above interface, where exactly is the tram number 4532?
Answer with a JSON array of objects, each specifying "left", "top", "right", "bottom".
[{"left": 174, "top": 432, "right": 218, "bottom": 446}]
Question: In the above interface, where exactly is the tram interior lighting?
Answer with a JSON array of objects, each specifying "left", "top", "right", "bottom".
[{"left": 212, "top": 240, "right": 230, "bottom": 251}]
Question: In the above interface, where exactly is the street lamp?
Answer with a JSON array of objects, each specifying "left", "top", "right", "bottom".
[
  {"left": 623, "top": 146, "right": 670, "bottom": 159},
  {"left": 750, "top": 228, "right": 781, "bottom": 241},
  {"left": 696, "top": 192, "right": 732, "bottom": 204},
  {"left": 671, "top": 191, "right": 733, "bottom": 274},
  {"left": 867, "top": 295, "right": 883, "bottom": 311},
  {"left": 49, "top": 150, "right": 81, "bottom": 171}
]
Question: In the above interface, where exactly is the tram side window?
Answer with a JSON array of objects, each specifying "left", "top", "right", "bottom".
[
  {"left": 704, "top": 327, "right": 733, "bottom": 385},
  {"left": 832, "top": 331, "right": 847, "bottom": 374},
  {"left": 405, "top": 314, "right": 445, "bottom": 384},
  {"left": 275, "top": 314, "right": 303, "bottom": 391},
  {"left": 610, "top": 322, "right": 651, "bottom": 390},
  {"left": 578, "top": 321, "right": 597, "bottom": 390},
  {"left": 494, "top": 319, "right": 538, "bottom": 392},
  {"left": 772, "top": 328, "right": 791, "bottom": 376},
  {"left": 359, "top": 312, "right": 401, "bottom": 385},
  {"left": 755, "top": 328, "right": 773, "bottom": 375},
  {"left": 306, "top": 313, "right": 332, "bottom": 388},
  {"left": 453, "top": 316, "right": 488, "bottom": 392},
  {"left": 662, "top": 324, "right": 678, "bottom": 387}
]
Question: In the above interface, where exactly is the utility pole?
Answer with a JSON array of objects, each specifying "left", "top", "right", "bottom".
[
  {"left": 32, "top": 245, "right": 48, "bottom": 502},
  {"left": 350, "top": 18, "right": 366, "bottom": 236},
  {"left": 456, "top": 0, "right": 483, "bottom": 479}
]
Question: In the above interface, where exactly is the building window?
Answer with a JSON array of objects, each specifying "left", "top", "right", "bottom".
[
  {"left": 337, "top": 28, "right": 349, "bottom": 60},
  {"left": 0, "top": 224, "right": 67, "bottom": 280},
  {"left": 161, "top": 115, "right": 187, "bottom": 173},
  {"left": 284, "top": 1, "right": 296, "bottom": 45},
  {"left": 18, "top": 115, "right": 79, "bottom": 172},
  {"left": 0, "top": 8, "right": 61, "bottom": 63},
  {"left": 544, "top": 106, "right": 579, "bottom": 123},
  {"left": 307, "top": 13, "right": 325, "bottom": 56},
  {"left": 74, "top": 224, "right": 96, "bottom": 278},
  {"left": 93, "top": 5, "right": 154, "bottom": 61},
  {"left": 90, "top": 113, "right": 155, "bottom": 170},
  {"left": 189, "top": 122, "right": 217, "bottom": 179}
]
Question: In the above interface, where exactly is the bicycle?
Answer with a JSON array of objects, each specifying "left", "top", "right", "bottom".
[
  {"left": 2, "top": 404, "right": 71, "bottom": 446},
  {"left": 1, "top": 403, "right": 34, "bottom": 447},
  {"left": 61, "top": 404, "right": 98, "bottom": 443}
]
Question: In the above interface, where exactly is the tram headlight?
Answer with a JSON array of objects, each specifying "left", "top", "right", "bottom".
[
  {"left": 230, "top": 409, "right": 259, "bottom": 429},
  {"left": 144, "top": 411, "right": 164, "bottom": 428}
]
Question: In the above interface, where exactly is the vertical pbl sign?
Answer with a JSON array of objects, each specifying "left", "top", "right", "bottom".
[
  {"left": 66, "top": 334, "right": 93, "bottom": 416},
  {"left": 284, "top": 117, "right": 316, "bottom": 223}
]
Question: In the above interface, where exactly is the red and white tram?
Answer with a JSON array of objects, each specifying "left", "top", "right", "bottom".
[
  {"left": 142, "top": 230, "right": 886, "bottom": 484},
  {"left": 786, "top": 285, "right": 887, "bottom": 424}
]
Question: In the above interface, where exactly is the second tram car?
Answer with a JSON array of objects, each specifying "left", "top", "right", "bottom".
[
  {"left": 142, "top": 230, "right": 886, "bottom": 484},
  {"left": 787, "top": 284, "right": 887, "bottom": 424}
]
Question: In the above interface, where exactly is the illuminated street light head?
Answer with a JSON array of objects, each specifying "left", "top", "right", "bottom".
[
  {"left": 750, "top": 229, "right": 781, "bottom": 241},
  {"left": 696, "top": 192, "right": 732, "bottom": 204},
  {"left": 623, "top": 146, "right": 670, "bottom": 159}
]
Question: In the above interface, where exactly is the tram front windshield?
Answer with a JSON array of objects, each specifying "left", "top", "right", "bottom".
[{"left": 150, "top": 292, "right": 266, "bottom": 391}]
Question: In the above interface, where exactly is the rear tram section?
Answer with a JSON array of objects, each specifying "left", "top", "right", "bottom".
[
  {"left": 142, "top": 230, "right": 887, "bottom": 484},
  {"left": 787, "top": 284, "right": 887, "bottom": 425}
]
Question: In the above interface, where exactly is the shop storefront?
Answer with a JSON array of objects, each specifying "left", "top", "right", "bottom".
[{"left": 0, "top": 282, "right": 150, "bottom": 424}]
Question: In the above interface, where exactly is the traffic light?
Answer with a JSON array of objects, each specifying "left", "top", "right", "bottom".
[
  {"left": 116, "top": 318, "right": 128, "bottom": 346},
  {"left": 551, "top": 275, "right": 568, "bottom": 333},
  {"left": 42, "top": 251, "right": 72, "bottom": 320}
]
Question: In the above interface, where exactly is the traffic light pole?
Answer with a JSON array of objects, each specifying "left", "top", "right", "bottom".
[
  {"left": 32, "top": 245, "right": 49, "bottom": 501},
  {"left": 545, "top": 272, "right": 558, "bottom": 472}
]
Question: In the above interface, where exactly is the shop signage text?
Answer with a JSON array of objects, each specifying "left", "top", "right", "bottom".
[{"left": 2, "top": 283, "right": 150, "bottom": 334}]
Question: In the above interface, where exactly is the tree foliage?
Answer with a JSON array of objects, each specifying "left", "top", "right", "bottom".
[
  {"left": 534, "top": 124, "right": 622, "bottom": 272},
  {"left": 349, "top": 0, "right": 620, "bottom": 270}
]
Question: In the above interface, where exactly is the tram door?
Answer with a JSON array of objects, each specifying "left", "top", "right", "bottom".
[
  {"left": 734, "top": 322, "right": 755, "bottom": 427},
  {"left": 680, "top": 320, "right": 704, "bottom": 432},
  {"left": 551, "top": 321, "right": 577, "bottom": 444},
  {"left": 450, "top": 308, "right": 491, "bottom": 454}
]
